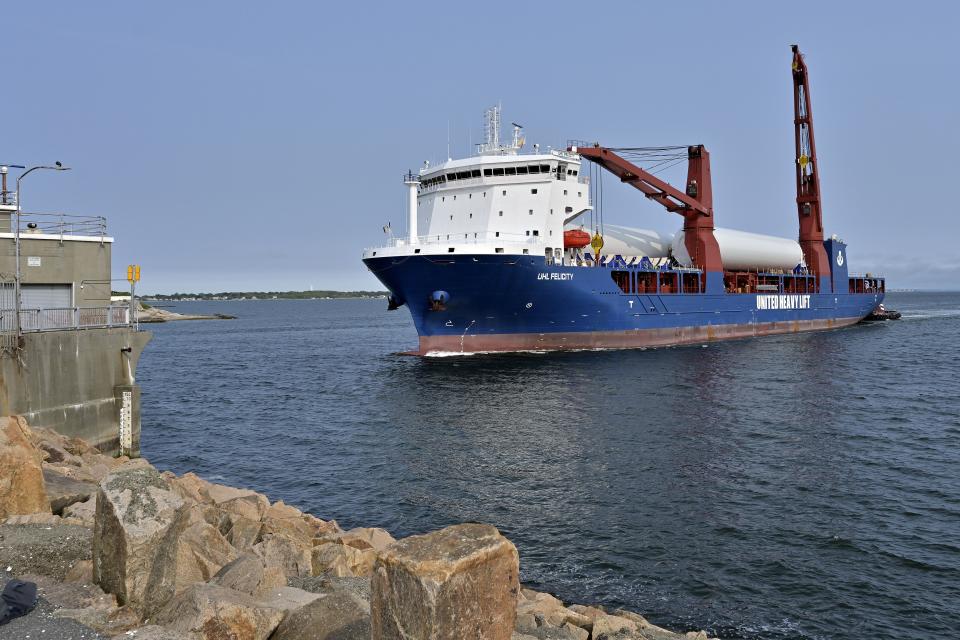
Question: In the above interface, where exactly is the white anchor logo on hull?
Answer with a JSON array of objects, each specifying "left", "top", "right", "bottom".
[{"left": 836, "top": 250, "right": 844, "bottom": 266}]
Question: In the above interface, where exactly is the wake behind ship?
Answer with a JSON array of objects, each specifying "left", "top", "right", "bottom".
[{"left": 362, "top": 46, "right": 885, "bottom": 354}]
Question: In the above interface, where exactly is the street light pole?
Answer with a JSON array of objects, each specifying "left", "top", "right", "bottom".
[{"left": 14, "top": 163, "right": 71, "bottom": 338}]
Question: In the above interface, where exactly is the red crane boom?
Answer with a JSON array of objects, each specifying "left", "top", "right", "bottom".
[
  {"left": 792, "top": 45, "right": 831, "bottom": 285},
  {"left": 569, "top": 143, "right": 724, "bottom": 287}
]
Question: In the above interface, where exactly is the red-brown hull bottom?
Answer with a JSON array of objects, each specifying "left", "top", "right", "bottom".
[{"left": 415, "top": 317, "right": 862, "bottom": 355}]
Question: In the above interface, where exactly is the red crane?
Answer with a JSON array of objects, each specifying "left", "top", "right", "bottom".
[
  {"left": 791, "top": 45, "right": 831, "bottom": 286},
  {"left": 569, "top": 143, "right": 724, "bottom": 291}
]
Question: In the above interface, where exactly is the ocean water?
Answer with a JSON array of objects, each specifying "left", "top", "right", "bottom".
[{"left": 138, "top": 292, "right": 960, "bottom": 640}]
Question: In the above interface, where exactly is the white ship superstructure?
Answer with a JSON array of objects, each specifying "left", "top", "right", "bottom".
[{"left": 363, "top": 106, "right": 591, "bottom": 263}]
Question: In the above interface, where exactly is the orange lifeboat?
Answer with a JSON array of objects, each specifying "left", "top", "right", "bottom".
[{"left": 563, "top": 229, "right": 591, "bottom": 249}]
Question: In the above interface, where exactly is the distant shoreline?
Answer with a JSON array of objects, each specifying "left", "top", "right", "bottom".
[{"left": 143, "top": 290, "right": 388, "bottom": 302}]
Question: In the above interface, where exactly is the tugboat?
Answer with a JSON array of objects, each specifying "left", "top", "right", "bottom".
[
  {"left": 863, "top": 303, "right": 901, "bottom": 322},
  {"left": 362, "top": 46, "right": 886, "bottom": 354}
]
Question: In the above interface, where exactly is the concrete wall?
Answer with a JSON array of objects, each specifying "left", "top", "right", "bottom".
[
  {"left": 0, "top": 327, "right": 152, "bottom": 455},
  {"left": 0, "top": 234, "right": 113, "bottom": 306}
]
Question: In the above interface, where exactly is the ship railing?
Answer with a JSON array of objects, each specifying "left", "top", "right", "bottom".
[
  {"left": 3, "top": 211, "right": 109, "bottom": 239},
  {"left": 418, "top": 174, "right": 591, "bottom": 190},
  {"left": 6, "top": 305, "right": 131, "bottom": 333},
  {"left": 566, "top": 139, "right": 599, "bottom": 151},
  {"left": 375, "top": 231, "right": 543, "bottom": 249}
]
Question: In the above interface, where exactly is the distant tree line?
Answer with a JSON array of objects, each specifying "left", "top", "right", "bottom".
[{"left": 143, "top": 290, "right": 387, "bottom": 301}]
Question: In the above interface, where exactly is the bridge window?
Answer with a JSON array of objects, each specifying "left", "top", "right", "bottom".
[
  {"left": 484, "top": 168, "right": 492, "bottom": 176},
  {"left": 517, "top": 166, "right": 528, "bottom": 174},
  {"left": 505, "top": 167, "right": 516, "bottom": 176},
  {"left": 540, "top": 165, "right": 550, "bottom": 173},
  {"left": 471, "top": 169, "right": 481, "bottom": 177},
  {"left": 493, "top": 168, "right": 504, "bottom": 176},
  {"left": 528, "top": 165, "right": 541, "bottom": 174}
]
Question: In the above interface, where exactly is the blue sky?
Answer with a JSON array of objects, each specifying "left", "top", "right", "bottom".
[{"left": 5, "top": 1, "right": 957, "bottom": 292}]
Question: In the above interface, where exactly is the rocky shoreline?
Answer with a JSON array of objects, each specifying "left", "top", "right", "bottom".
[
  {"left": 135, "top": 302, "right": 236, "bottom": 323},
  {"left": 0, "top": 416, "right": 714, "bottom": 640}
]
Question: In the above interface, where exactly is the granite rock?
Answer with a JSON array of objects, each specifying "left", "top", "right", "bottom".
[
  {"left": 371, "top": 523, "right": 519, "bottom": 640},
  {"left": 92, "top": 465, "right": 185, "bottom": 610},
  {"left": 0, "top": 416, "right": 49, "bottom": 518}
]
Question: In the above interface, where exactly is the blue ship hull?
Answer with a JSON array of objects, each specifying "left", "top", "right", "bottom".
[{"left": 364, "top": 245, "right": 884, "bottom": 354}]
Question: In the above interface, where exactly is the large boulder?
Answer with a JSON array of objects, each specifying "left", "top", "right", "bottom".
[
  {"left": 43, "top": 466, "right": 96, "bottom": 514},
  {"left": 152, "top": 582, "right": 287, "bottom": 640},
  {"left": 0, "top": 416, "right": 49, "bottom": 518},
  {"left": 271, "top": 591, "right": 371, "bottom": 640},
  {"left": 62, "top": 498, "right": 97, "bottom": 526},
  {"left": 516, "top": 591, "right": 591, "bottom": 631},
  {"left": 260, "top": 501, "right": 339, "bottom": 545},
  {"left": 92, "top": 465, "right": 185, "bottom": 610},
  {"left": 213, "top": 486, "right": 271, "bottom": 551},
  {"left": 222, "top": 512, "right": 265, "bottom": 550},
  {"left": 371, "top": 523, "right": 519, "bottom": 640},
  {"left": 142, "top": 502, "right": 239, "bottom": 615},
  {"left": 312, "top": 542, "right": 377, "bottom": 578},
  {"left": 211, "top": 552, "right": 287, "bottom": 597},
  {"left": 321, "top": 527, "right": 396, "bottom": 552},
  {"left": 253, "top": 533, "right": 313, "bottom": 578}
]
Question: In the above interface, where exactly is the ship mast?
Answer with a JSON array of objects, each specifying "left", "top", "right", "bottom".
[{"left": 792, "top": 45, "right": 831, "bottom": 288}]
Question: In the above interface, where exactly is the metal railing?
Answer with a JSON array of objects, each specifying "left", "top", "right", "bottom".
[
  {"left": 6, "top": 306, "right": 131, "bottom": 333},
  {"left": 373, "top": 231, "right": 545, "bottom": 250},
  {"left": 4, "top": 211, "right": 109, "bottom": 238}
]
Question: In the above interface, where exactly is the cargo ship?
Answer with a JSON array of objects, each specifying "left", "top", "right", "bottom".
[{"left": 362, "top": 46, "right": 885, "bottom": 354}]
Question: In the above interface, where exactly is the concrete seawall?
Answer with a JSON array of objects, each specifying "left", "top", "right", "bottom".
[{"left": 0, "top": 328, "right": 151, "bottom": 455}]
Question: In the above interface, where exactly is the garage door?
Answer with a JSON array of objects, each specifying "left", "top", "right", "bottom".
[{"left": 21, "top": 284, "right": 72, "bottom": 309}]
